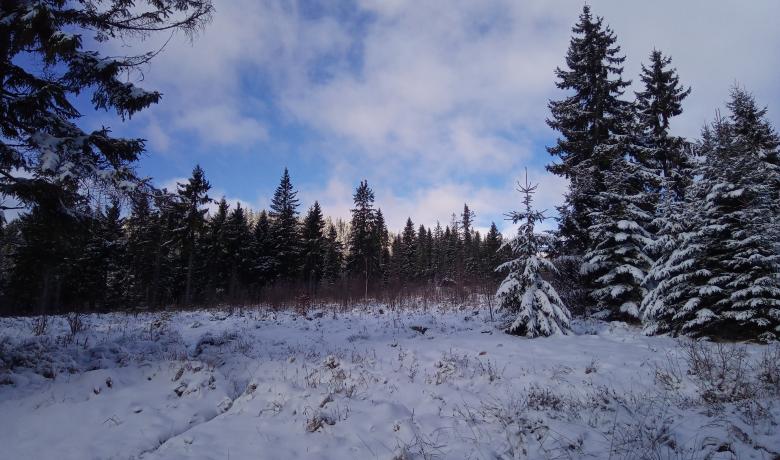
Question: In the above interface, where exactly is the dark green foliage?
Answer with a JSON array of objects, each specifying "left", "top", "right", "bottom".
[
  {"left": 301, "top": 202, "right": 326, "bottom": 287},
  {"left": 251, "top": 210, "right": 275, "bottom": 288},
  {"left": 635, "top": 50, "right": 692, "bottom": 201},
  {"left": 347, "top": 180, "right": 380, "bottom": 292},
  {"left": 547, "top": 5, "right": 632, "bottom": 254},
  {"left": 269, "top": 168, "right": 301, "bottom": 281},
  {"left": 0, "top": 0, "right": 213, "bottom": 214},
  {"left": 643, "top": 92, "right": 780, "bottom": 340}
]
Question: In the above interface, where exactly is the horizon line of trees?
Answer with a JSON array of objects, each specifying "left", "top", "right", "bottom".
[{"left": 0, "top": 167, "right": 510, "bottom": 315}]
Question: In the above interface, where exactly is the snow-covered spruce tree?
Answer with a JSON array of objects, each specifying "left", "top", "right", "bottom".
[
  {"left": 582, "top": 144, "right": 657, "bottom": 321},
  {"left": 497, "top": 173, "right": 572, "bottom": 337},
  {"left": 1, "top": 1, "right": 213, "bottom": 214},
  {"left": 644, "top": 104, "right": 780, "bottom": 340},
  {"left": 640, "top": 181, "right": 698, "bottom": 335},
  {"left": 546, "top": 5, "right": 633, "bottom": 255},
  {"left": 726, "top": 87, "right": 780, "bottom": 241}
]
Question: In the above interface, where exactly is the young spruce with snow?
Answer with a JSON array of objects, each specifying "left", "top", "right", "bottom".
[{"left": 497, "top": 173, "right": 572, "bottom": 337}]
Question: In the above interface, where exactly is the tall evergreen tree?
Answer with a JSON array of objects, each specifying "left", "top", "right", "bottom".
[
  {"left": 101, "top": 200, "right": 126, "bottom": 308},
  {"left": 400, "top": 218, "right": 417, "bottom": 283},
  {"left": 322, "top": 223, "right": 344, "bottom": 285},
  {"left": 432, "top": 222, "right": 445, "bottom": 280},
  {"left": 269, "top": 168, "right": 301, "bottom": 281},
  {"left": 348, "top": 180, "right": 378, "bottom": 294},
  {"left": 174, "top": 165, "right": 211, "bottom": 305},
  {"left": 223, "top": 203, "right": 253, "bottom": 299},
  {"left": 635, "top": 50, "right": 692, "bottom": 201},
  {"left": 9, "top": 206, "right": 81, "bottom": 311},
  {"left": 203, "top": 198, "right": 230, "bottom": 299},
  {"left": 416, "top": 224, "right": 432, "bottom": 281},
  {"left": 251, "top": 210, "right": 275, "bottom": 289},
  {"left": 149, "top": 190, "right": 179, "bottom": 307},
  {"left": 482, "top": 222, "right": 504, "bottom": 281},
  {"left": 547, "top": 5, "right": 632, "bottom": 254},
  {"left": 461, "top": 204, "right": 478, "bottom": 278},
  {"left": 301, "top": 201, "right": 326, "bottom": 288},
  {"left": 373, "top": 208, "right": 390, "bottom": 284},
  {"left": 124, "top": 194, "right": 159, "bottom": 306}
]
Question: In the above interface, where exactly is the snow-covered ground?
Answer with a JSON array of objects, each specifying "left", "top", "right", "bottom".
[{"left": 1, "top": 304, "right": 778, "bottom": 459}]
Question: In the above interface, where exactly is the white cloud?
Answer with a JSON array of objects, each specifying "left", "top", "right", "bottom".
[{"left": 105, "top": 0, "right": 779, "bottom": 234}]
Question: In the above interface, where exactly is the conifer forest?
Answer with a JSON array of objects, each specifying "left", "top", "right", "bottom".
[{"left": 1, "top": 2, "right": 779, "bottom": 459}]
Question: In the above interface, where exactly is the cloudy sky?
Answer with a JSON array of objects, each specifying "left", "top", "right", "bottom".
[{"left": 83, "top": 0, "right": 780, "bottom": 234}]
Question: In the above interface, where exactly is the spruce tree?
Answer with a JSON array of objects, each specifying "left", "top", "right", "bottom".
[
  {"left": 269, "top": 168, "right": 301, "bottom": 281},
  {"left": 174, "top": 165, "right": 211, "bottom": 305},
  {"left": 124, "top": 194, "right": 159, "bottom": 306},
  {"left": 635, "top": 50, "right": 692, "bottom": 201},
  {"left": 547, "top": 5, "right": 632, "bottom": 254},
  {"left": 301, "top": 202, "right": 326, "bottom": 288},
  {"left": 461, "top": 204, "right": 478, "bottom": 279},
  {"left": 644, "top": 104, "right": 780, "bottom": 340},
  {"left": 482, "top": 222, "right": 504, "bottom": 281},
  {"left": 400, "top": 218, "right": 417, "bottom": 283},
  {"left": 389, "top": 234, "right": 404, "bottom": 284},
  {"left": 149, "top": 190, "right": 179, "bottom": 307},
  {"left": 204, "top": 198, "right": 230, "bottom": 299},
  {"left": 223, "top": 203, "right": 253, "bottom": 299},
  {"left": 497, "top": 174, "right": 572, "bottom": 337},
  {"left": 10, "top": 206, "right": 81, "bottom": 311},
  {"left": 101, "top": 200, "right": 126, "bottom": 308},
  {"left": 348, "top": 180, "right": 378, "bottom": 294},
  {"left": 373, "top": 208, "right": 390, "bottom": 284},
  {"left": 582, "top": 150, "right": 656, "bottom": 320},
  {"left": 432, "top": 222, "right": 445, "bottom": 280},
  {"left": 322, "top": 223, "right": 344, "bottom": 285},
  {"left": 416, "top": 225, "right": 432, "bottom": 282},
  {"left": 251, "top": 210, "right": 275, "bottom": 289}
]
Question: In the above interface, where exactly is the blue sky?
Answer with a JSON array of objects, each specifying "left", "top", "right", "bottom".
[{"left": 78, "top": 0, "right": 780, "bottom": 234}]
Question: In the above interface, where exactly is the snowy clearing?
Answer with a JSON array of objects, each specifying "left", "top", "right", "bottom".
[{"left": 1, "top": 305, "right": 778, "bottom": 460}]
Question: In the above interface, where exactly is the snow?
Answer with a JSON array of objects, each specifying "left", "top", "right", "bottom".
[{"left": 1, "top": 305, "right": 778, "bottom": 459}]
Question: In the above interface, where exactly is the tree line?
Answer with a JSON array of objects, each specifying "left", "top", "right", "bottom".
[{"left": 0, "top": 167, "right": 509, "bottom": 314}]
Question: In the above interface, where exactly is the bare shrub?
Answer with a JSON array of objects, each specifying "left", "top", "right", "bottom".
[
  {"left": 653, "top": 350, "right": 685, "bottom": 393},
  {"left": 391, "top": 414, "right": 446, "bottom": 460},
  {"left": 476, "top": 358, "right": 504, "bottom": 382},
  {"left": 756, "top": 344, "right": 780, "bottom": 396},
  {"left": 66, "top": 313, "right": 86, "bottom": 337},
  {"left": 679, "top": 340, "right": 754, "bottom": 405},
  {"left": 526, "top": 385, "right": 566, "bottom": 412},
  {"left": 305, "top": 412, "right": 335, "bottom": 432},
  {"left": 31, "top": 315, "right": 48, "bottom": 336}
]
